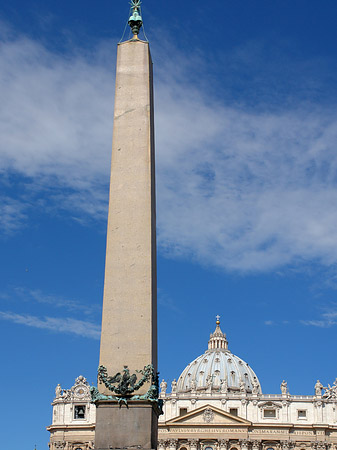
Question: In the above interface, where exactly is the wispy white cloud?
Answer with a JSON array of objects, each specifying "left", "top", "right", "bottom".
[
  {"left": 6, "top": 287, "right": 100, "bottom": 315},
  {"left": 301, "top": 304, "right": 337, "bottom": 328},
  {"left": 1, "top": 27, "right": 337, "bottom": 272},
  {"left": 0, "top": 196, "right": 28, "bottom": 234},
  {"left": 0, "top": 28, "right": 113, "bottom": 229},
  {"left": 0, "top": 311, "right": 100, "bottom": 339}
]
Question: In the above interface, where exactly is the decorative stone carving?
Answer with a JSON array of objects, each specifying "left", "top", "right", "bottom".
[
  {"left": 191, "top": 398, "right": 197, "bottom": 405},
  {"left": 219, "top": 439, "right": 230, "bottom": 450},
  {"left": 252, "top": 378, "right": 259, "bottom": 395},
  {"left": 189, "top": 439, "right": 199, "bottom": 448},
  {"left": 191, "top": 379, "right": 197, "bottom": 394},
  {"left": 160, "top": 379, "right": 167, "bottom": 396},
  {"left": 281, "top": 441, "right": 290, "bottom": 450},
  {"left": 54, "top": 443, "right": 66, "bottom": 449},
  {"left": 323, "top": 379, "right": 337, "bottom": 399},
  {"left": 252, "top": 441, "right": 261, "bottom": 450},
  {"left": 168, "top": 439, "right": 178, "bottom": 449},
  {"left": 73, "top": 376, "right": 91, "bottom": 401},
  {"left": 203, "top": 407, "right": 214, "bottom": 423},
  {"left": 220, "top": 378, "right": 228, "bottom": 394},
  {"left": 315, "top": 380, "right": 323, "bottom": 397},
  {"left": 240, "top": 439, "right": 249, "bottom": 450},
  {"left": 240, "top": 378, "right": 246, "bottom": 394},
  {"left": 258, "top": 401, "right": 282, "bottom": 419},
  {"left": 55, "top": 384, "right": 62, "bottom": 399},
  {"left": 158, "top": 439, "right": 167, "bottom": 449},
  {"left": 55, "top": 376, "right": 91, "bottom": 403},
  {"left": 171, "top": 379, "right": 177, "bottom": 394},
  {"left": 206, "top": 375, "right": 213, "bottom": 393},
  {"left": 316, "top": 444, "right": 327, "bottom": 450},
  {"left": 281, "top": 380, "right": 288, "bottom": 395}
]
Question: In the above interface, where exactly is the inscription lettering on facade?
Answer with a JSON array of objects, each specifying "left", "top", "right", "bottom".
[
  {"left": 292, "top": 431, "right": 314, "bottom": 436},
  {"left": 251, "top": 429, "right": 288, "bottom": 434},
  {"left": 172, "top": 428, "right": 246, "bottom": 433}
]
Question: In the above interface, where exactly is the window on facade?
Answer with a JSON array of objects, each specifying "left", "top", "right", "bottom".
[
  {"left": 205, "top": 447, "right": 213, "bottom": 450},
  {"left": 180, "top": 408, "right": 188, "bottom": 416},
  {"left": 263, "top": 409, "right": 276, "bottom": 418},
  {"left": 74, "top": 405, "right": 86, "bottom": 419},
  {"left": 229, "top": 408, "right": 238, "bottom": 416},
  {"left": 298, "top": 410, "right": 307, "bottom": 419}
]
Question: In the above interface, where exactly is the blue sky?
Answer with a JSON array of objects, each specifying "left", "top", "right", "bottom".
[{"left": 1, "top": 0, "right": 337, "bottom": 448}]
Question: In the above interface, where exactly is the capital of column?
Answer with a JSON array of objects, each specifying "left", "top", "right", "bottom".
[
  {"left": 281, "top": 441, "right": 290, "bottom": 450},
  {"left": 219, "top": 439, "right": 230, "bottom": 450},
  {"left": 189, "top": 439, "right": 199, "bottom": 449},
  {"left": 168, "top": 439, "right": 179, "bottom": 449},
  {"left": 240, "top": 439, "right": 249, "bottom": 450},
  {"left": 317, "top": 444, "right": 327, "bottom": 450},
  {"left": 252, "top": 440, "right": 261, "bottom": 450},
  {"left": 158, "top": 440, "right": 167, "bottom": 450}
]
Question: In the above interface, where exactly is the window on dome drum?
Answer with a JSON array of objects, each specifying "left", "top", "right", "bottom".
[
  {"left": 205, "top": 446, "right": 213, "bottom": 450},
  {"left": 229, "top": 408, "right": 238, "bottom": 416},
  {"left": 180, "top": 408, "right": 188, "bottom": 416},
  {"left": 74, "top": 405, "right": 86, "bottom": 419},
  {"left": 263, "top": 409, "right": 276, "bottom": 418},
  {"left": 298, "top": 410, "right": 307, "bottom": 419}
]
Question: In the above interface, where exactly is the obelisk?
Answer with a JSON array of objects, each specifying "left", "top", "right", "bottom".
[{"left": 94, "top": 2, "right": 159, "bottom": 449}]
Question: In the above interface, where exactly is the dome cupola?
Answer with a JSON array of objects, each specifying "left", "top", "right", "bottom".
[{"left": 176, "top": 316, "right": 262, "bottom": 395}]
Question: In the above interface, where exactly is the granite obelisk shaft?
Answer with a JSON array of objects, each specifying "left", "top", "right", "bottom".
[{"left": 95, "top": 38, "right": 158, "bottom": 450}]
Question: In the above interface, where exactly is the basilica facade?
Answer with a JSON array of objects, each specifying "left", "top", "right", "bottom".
[{"left": 47, "top": 319, "right": 337, "bottom": 450}]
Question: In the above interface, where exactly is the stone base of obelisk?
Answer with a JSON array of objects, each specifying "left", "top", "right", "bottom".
[{"left": 95, "top": 400, "right": 159, "bottom": 450}]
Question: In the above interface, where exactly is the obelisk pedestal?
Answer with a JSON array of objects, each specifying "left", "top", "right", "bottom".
[{"left": 94, "top": 16, "right": 159, "bottom": 450}]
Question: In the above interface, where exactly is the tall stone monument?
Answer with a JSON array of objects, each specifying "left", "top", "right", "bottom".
[{"left": 92, "top": 2, "right": 160, "bottom": 449}]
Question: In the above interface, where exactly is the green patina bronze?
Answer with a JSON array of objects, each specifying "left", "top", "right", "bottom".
[
  {"left": 90, "top": 364, "right": 163, "bottom": 412},
  {"left": 128, "top": 0, "right": 143, "bottom": 36}
]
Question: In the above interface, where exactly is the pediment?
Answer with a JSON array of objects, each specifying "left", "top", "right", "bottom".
[
  {"left": 258, "top": 401, "right": 282, "bottom": 409},
  {"left": 166, "top": 404, "right": 251, "bottom": 426}
]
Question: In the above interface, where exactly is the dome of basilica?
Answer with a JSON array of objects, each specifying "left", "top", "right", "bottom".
[{"left": 176, "top": 317, "right": 262, "bottom": 394}]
